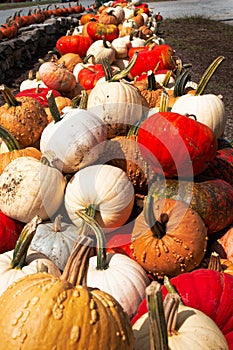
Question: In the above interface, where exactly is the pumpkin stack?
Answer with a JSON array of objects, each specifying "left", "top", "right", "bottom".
[{"left": 0, "top": 1, "right": 233, "bottom": 348}]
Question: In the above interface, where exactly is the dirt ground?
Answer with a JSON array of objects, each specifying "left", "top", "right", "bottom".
[{"left": 1, "top": 16, "right": 233, "bottom": 140}]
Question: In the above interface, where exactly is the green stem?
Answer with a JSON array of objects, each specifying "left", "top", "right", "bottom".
[
  {"left": 76, "top": 209, "right": 107, "bottom": 270},
  {"left": 163, "top": 293, "right": 180, "bottom": 336},
  {"left": 46, "top": 90, "right": 61, "bottom": 123},
  {"left": 173, "top": 70, "right": 192, "bottom": 97},
  {"left": 159, "top": 90, "right": 169, "bottom": 112},
  {"left": 163, "top": 276, "right": 184, "bottom": 305},
  {"left": 144, "top": 195, "right": 168, "bottom": 239},
  {"left": 0, "top": 84, "right": 21, "bottom": 107},
  {"left": 0, "top": 125, "right": 20, "bottom": 151},
  {"left": 195, "top": 56, "right": 225, "bottom": 96},
  {"left": 146, "top": 281, "right": 169, "bottom": 350},
  {"left": 11, "top": 216, "right": 42, "bottom": 269},
  {"left": 109, "top": 51, "right": 139, "bottom": 81},
  {"left": 147, "top": 70, "right": 157, "bottom": 91}
]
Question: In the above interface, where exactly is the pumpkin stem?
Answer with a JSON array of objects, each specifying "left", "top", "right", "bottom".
[
  {"left": 159, "top": 90, "right": 169, "bottom": 112},
  {"left": 53, "top": 214, "right": 62, "bottom": 232},
  {"left": 144, "top": 195, "right": 168, "bottom": 239},
  {"left": 163, "top": 292, "right": 180, "bottom": 336},
  {"left": 0, "top": 125, "right": 20, "bottom": 151},
  {"left": 147, "top": 70, "right": 157, "bottom": 91},
  {"left": 207, "top": 251, "right": 223, "bottom": 272},
  {"left": 109, "top": 51, "right": 139, "bottom": 82},
  {"left": 161, "top": 70, "right": 173, "bottom": 88},
  {"left": 163, "top": 276, "right": 185, "bottom": 305},
  {"left": 61, "top": 235, "right": 95, "bottom": 286},
  {"left": 194, "top": 56, "right": 225, "bottom": 96},
  {"left": 102, "top": 36, "right": 111, "bottom": 49},
  {"left": 46, "top": 90, "right": 61, "bottom": 123},
  {"left": 0, "top": 84, "right": 21, "bottom": 107},
  {"left": 79, "top": 90, "right": 89, "bottom": 109},
  {"left": 76, "top": 210, "right": 108, "bottom": 271},
  {"left": 173, "top": 69, "right": 192, "bottom": 97},
  {"left": 146, "top": 281, "right": 169, "bottom": 350},
  {"left": 11, "top": 215, "right": 42, "bottom": 269}
]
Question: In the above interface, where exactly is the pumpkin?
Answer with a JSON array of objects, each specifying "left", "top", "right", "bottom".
[
  {"left": 137, "top": 111, "right": 218, "bottom": 178},
  {"left": 83, "top": 21, "right": 119, "bottom": 42},
  {"left": 87, "top": 55, "right": 149, "bottom": 139},
  {"left": 15, "top": 86, "right": 61, "bottom": 108},
  {"left": 56, "top": 33, "right": 93, "bottom": 57},
  {"left": 218, "top": 226, "right": 233, "bottom": 263},
  {"left": 130, "top": 196, "right": 208, "bottom": 279},
  {"left": 0, "top": 155, "right": 66, "bottom": 223},
  {"left": 57, "top": 53, "right": 83, "bottom": 72},
  {"left": 0, "top": 84, "right": 48, "bottom": 148},
  {"left": 0, "top": 235, "right": 134, "bottom": 350},
  {"left": 0, "top": 211, "right": 23, "bottom": 254},
  {"left": 40, "top": 107, "right": 107, "bottom": 174},
  {"left": 30, "top": 215, "right": 79, "bottom": 271},
  {"left": 96, "top": 135, "right": 156, "bottom": 194},
  {"left": 149, "top": 177, "right": 233, "bottom": 234},
  {"left": 75, "top": 211, "right": 150, "bottom": 319},
  {"left": 111, "top": 35, "right": 132, "bottom": 59},
  {"left": 38, "top": 61, "right": 77, "bottom": 93},
  {"left": 86, "top": 38, "right": 116, "bottom": 64},
  {"left": 98, "top": 8, "right": 119, "bottom": 25},
  {"left": 0, "top": 216, "right": 61, "bottom": 296},
  {"left": 133, "top": 281, "right": 229, "bottom": 350},
  {"left": 19, "top": 69, "right": 48, "bottom": 91},
  {"left": 0, "top": 125, "right": 42, "bottom": 175},
  {"left": 64, "top": 164, "right": 135, "bottom": 233}
]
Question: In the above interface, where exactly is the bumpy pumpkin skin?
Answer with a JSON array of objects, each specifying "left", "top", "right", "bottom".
[
  {"left": 131, "top": 198, "right": 208, "bottom": 279},
  {"left": 0, "top": 96, "right": 48, "bottom": 148},
  {"left": 0, "top": 273, "right": 134, "bottom": 350}
]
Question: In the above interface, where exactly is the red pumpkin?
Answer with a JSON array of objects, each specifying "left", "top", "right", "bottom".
[
  {"left": 128, "top": 44, "right": 176, "bottom": 79},
  {"left": 0, "top": 211, "right": 24, "bottom": 254},
  {"left": 83, "top": 22, "right": 119, "bottom": 42},
  {"left": 15, "top": 87, "right": 61, "bottom": 108},
  {"left": 78, "top": 63, "right": 107, "bottom": 90},
  {"left": 132, "top": 269, "right": 233, "bottom": 349},
  {"left": 56, "top": 34, "right": 93, "bottom": 57},
  {"left": 137, "top": 111, "right": 218, "bottom": 178}
]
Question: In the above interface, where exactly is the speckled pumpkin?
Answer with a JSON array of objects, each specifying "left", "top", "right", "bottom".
[
  {"left": 130, "top": 197, "right": 207, "bottom": 279},
  {"left": 149, "top": 177, "right": 233, "bottom": 234}
]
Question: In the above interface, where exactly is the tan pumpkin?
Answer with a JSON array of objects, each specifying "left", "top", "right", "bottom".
[
  {"left": 0, "top": 236, "right": 135, "bottom": 350},
  {"left": 98, "top": 8, "right": 119, "bottom": 25},
  {"left": 130, "top": 196, "right": 208, "bottom": 279},
  {"left": 57, "top": 52, "right": 83, "bottom": 72},
  {"left": 217, "top": 226, "right": 233, "bottom": 263},
  {"left": 0, "top": 84, "right": 48, "bottom": 148},
  {"left": 0, "top": 125, "right": 41, "bottom": 175}
]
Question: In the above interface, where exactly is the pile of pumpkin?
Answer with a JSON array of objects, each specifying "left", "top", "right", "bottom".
[{"left": 0, "top": 0, "right": 233, "bottom": 348}]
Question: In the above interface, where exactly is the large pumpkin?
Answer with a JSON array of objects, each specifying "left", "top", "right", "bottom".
[
  {"left": 137, "top": 111, "right": 218, "bottom": 178},
  {"left": 130, "top": 196, "right": 208, "bottom": 279},
  {"left": 0, "top": 236, "right": 134, "bottom": 350}
]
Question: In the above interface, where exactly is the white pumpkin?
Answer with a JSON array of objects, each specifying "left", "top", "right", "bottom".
[
  {"left": 171, "top": 93, "right": 226, "bottom": 138},
  {"left": 86, "top": 39, "right": 116, "bottom": 65},
  {"left": 112, "top": 36, "right": 132, "bottom": 59},
  {"left": 30, "top": 215, "right": 79, "bottom": 271},
  {"left": 64, "top": 164, "right": 135, "bottom": 233},
  {"left": 0, "top": 156, "right": 66, "bottom": 223},
  {"left": 0, "top": 216, "right": 61, "bottom": 296},
  {"left": 87, "top": 79, "right": 148, "bottom": 138},
  {"left": 133, "top": 283, "right": 229, "bottom": 350},
  {"left": 40, "top": 109, "right": 107, "bottom": 173}
]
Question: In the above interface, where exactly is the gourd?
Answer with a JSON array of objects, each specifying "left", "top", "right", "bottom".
[
  {"left": 0, "top": 235, "right": 135, "bottom": 350},
  {"left": 74, "top": 211, "right": 150, "bottom": 319},
  {"left": 0, "top": 216, "right": 61, "bottom": 296},
  {"left": 30, "top": 215, "right": 79, "bottom": 271},
  {"left": 0, "top": 84, "right": 48, "bottom": 148},
  {"left": 0, "top": 125, "right": 42, "bottom": 175},
  {"left": 40, "top": 98, "right": 107, "bottom": 174},
  {"left": 0, "top": 155, "right": 66, "bottom": 223},
  {"left": 64, "top": 164, "right": 135, "bottom": 233},
  {"left": 133, "top": 281, "right": 229, "bottom": 350},
  {"left": 130, "top": 195, "right": 208, "bottom": 279}
]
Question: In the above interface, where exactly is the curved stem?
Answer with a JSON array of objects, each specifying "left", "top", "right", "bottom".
[
  {"left": 144, "top": 195, "right": 168, "bottom": 239},
  {"left": 109, "top": 51, "right": 139, "bottom": 81},
  {"left": 0, "top": 125, "right": 20, "bottom": 151},
  {"left": 0, "top": 84, "right": 21, "bottom": 107},
  {"left": 173, "top": 69, "right": 192, "bottom": 97},
  {"left": 147, "top": 70, "right": 157, "bottom": 91},
  {"left": 46, "top": 90, "right": 61, "bottom": 123},
  {"left": 76, "top": 209, "right": 107, "bottom": 270},
  {"left": 11, "top": 215, "right": 42, "bottom": 269}
]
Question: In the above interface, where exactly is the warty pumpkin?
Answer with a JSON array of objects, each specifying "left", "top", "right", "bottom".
[
  {"left": 130, "top": 195, "right": 208, "bottom": 279},
  {"left": 0, "top": 84, "right": 48, "bottom": 148},
  {"left": 0, "top": 235, "right": 135, "bottom": 350}
]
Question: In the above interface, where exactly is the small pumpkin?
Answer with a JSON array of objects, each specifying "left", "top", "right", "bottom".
[
  {"left": 57, "top": 52, "right": 83, "bottom": 72},
  {"left": 130, "top": 195, "right": 208, "bottom": 279},
  {"left": 56, "top": 33, "right": 93, "bottom": 57},
  {"left": 86, "top": 38, "right": 116, "bottom": 64}
]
